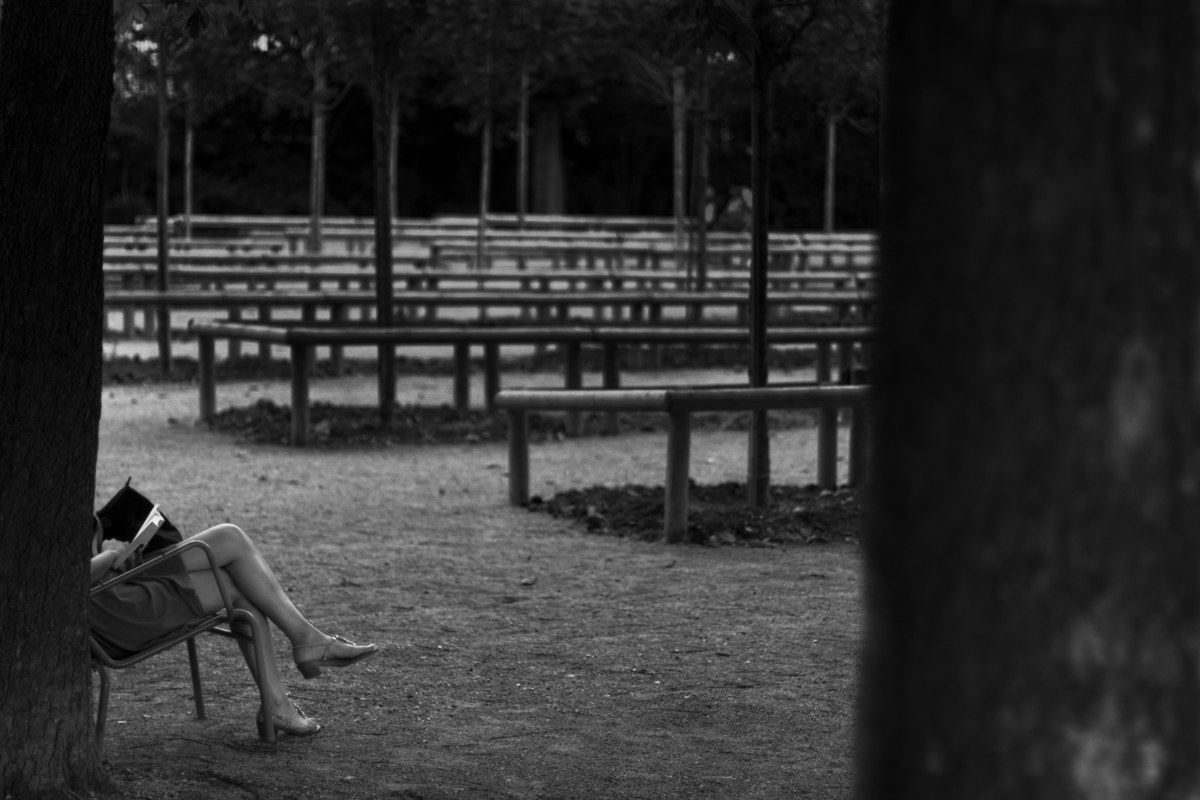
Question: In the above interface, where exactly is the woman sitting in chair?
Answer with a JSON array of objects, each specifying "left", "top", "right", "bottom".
[{"left": 90, "top": 523, "right": 377, "bottom": 737}]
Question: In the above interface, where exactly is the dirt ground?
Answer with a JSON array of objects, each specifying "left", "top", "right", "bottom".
[{"left": 93, "top": 365, "right": 864, "bottom": 800}]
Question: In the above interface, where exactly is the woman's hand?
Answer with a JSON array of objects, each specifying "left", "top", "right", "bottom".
[{"left": 90, "top": 539, "right": 133, "bottom": 584}]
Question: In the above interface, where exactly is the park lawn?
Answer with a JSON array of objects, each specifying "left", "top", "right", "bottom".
[{"left": 94, "top": 377, "right": 864, "bottom": 800}]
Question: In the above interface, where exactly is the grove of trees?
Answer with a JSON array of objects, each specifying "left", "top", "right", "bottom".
[{"left": 106, "top": 0, "right": 884, "bottom": 232}]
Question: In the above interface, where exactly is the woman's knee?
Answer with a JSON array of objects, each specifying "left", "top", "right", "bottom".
[{"left": 205, "top": 523, "right": 256, "bottom": 554}]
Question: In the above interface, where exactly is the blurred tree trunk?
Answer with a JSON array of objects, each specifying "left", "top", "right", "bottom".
[
  {"left": 155, "top": 26, "right": 172, "bottom": 374},
  {"left": 0, "top": 0, "right": 113, "bottom": 795},
  {"left": 673, "top": 65, "right": 686, "bottom": 272},
  {"left": 517, "top": 67, "right": 530, "bottom": 230},
  {"left": 532, "top": 102, "right": 565, "bottom": 214},
  {"left": 746, "top": 0, "right": 771, "bottom": 507},
  {"left": 308, "top": 43, "right": 327, "bottom": 254},
  {"left": 184, "top": 83, "right": 195, "bottom": 239},
  {"left": 691, "top": 54, "right": 709, "bottom": 297},
  {"left": 388, "top": 79, "right": 400, "bottom": 218},
  {"left": 858, "top": 2, "right": 1200, "bottom": 797},
  {"left": 823, "top": 115, "right": 837, "bottom": 233},
  {"left": 372, "top": 0, "right": 395, "bottom": 423}
]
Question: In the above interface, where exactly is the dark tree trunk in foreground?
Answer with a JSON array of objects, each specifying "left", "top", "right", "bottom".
[
  {"left": 0, "top": 1, "right": 114, "bottom": 796},
  {"left": 859, "top": 3, "right": 1200, "bottom": 797}
]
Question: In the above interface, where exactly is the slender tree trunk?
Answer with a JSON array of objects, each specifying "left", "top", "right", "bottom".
[
  {"left": 858, "top": 3, "right": 1200, "bottom": 797},
  {"left": 673, "top": 65, "right": 686, "bottom": 274},
  {"left": 155, "top": 28, "right": 172, "bottom": 374},
  {"left": 388, "top": 79, "right": 400, "bottom": 219},
  {"left": 184, "top": 84, "right": 194, "bottom": 239},
  {"left": 517, "top": 67, "right": 529, "bottom": 230},
  {"left": 0, "top": 1, "right": 113, "bottom": 794},
  {"left": 532, "top": 103, "right": 565, "bottom": 214},
  {"left": 476, "top": 109, "right": 492, "bottom": 271},
  {"left": 372, "top": 0, "right": 395, "bottom": 423},
  {"left": 824, "top": 115, "right": 837, "bottom": 233},
  {"left": 692, "top": 55, "right": 709, "bottom": 296},
  {"left": 309, "top": 46, "right": 327, "bottom": 254},
  {"left": 747, "top": 0, "right": 772, "bottom": 507}
]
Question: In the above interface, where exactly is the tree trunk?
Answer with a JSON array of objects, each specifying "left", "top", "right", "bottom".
[
  {"left": 692, "top": 55, "right": 709, "bottom": 296},
  {"left": 823, "top": 115, "right": 836, "bottom": 233},
  {"left": 388, "top": 79, "right": 400, "bottom": 218},
  {"left": 476, "top": 109, "right": 492, "bottom": 271},
  {"left": 0, "top": 1, "right": 113, "bottom": 795},
  {"left": 184, "top": 84, "right": 194, "bottom": 239},
  {"left": 746, "top": 0, "right": 772, "bottom": 508},
  {"left": 155, "top": 27, "right": 172, "bottom": 374},
  {"left": 858, "top": 3, "right": 1200, "bottom": 797},
  {"left": 372, "top": 0, "right": 395, "bottom": 423},
  {"left": 517, "top": 67, "right": 529, "bottom": 229},
  {"left": 309, "top": 46, "right": 327, "bottom": 254},
  {"left": 673, "top": 65, "right": 686, "bottom": 273},
  {"left": 532, "top": 103, "right": 565, "bottom": 214}
]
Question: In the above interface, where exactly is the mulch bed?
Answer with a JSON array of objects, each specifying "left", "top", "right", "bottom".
[{"left": 529, "top": 482, "right": 863, "bottom": 547}]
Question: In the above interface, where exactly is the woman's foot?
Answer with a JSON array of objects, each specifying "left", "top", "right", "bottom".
[
  {"left": 293, "top": 634, "right": 378, "bottom": 679},
  {"left": 257, "top": 700, "right": 321, "bottom": 739}
]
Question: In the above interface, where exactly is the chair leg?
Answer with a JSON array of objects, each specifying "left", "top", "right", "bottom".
[
  {"left": 186, "top": 637, "right": 206, "bottom": 720},
  {"left": 92, "top": 660, "right": 110, "bottom": 757}
]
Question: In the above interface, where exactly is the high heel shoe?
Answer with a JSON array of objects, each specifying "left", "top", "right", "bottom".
[
  {"left": 256, "top": 701, "right": 321, "bottom": 739},
  {"left": 293, "top": 635, "right": 378, "bottom": 679}
]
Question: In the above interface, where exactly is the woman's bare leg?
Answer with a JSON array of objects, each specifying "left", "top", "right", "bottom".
[
  {"left": 175, "top": 524, "right": 328, "bottom": 648},
  {"left": 188, "top": 570, "right": 291, "bottom": 716}
]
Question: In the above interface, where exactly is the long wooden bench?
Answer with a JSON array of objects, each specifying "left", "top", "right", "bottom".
[
  {"left": 187, "top": 321, "right": 873, "bottom": 449},
  {"left": 494, "top": 384, "right": 871, "bottom": 542}
]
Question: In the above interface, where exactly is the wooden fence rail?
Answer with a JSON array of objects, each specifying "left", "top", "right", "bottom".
[{"left": 188, "top": 321, "right": 874, "bottom": 451}]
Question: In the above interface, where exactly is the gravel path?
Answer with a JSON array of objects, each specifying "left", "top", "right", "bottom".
[{"left": 95, "top": 372, "right": 863, "bottom": 800}]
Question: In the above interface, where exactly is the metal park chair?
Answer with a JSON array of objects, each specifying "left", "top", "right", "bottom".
[{"left": 89, "top": 539, "right": 274, "bottom": 753}]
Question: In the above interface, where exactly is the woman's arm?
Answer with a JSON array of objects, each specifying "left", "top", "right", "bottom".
[{"left": 89, "top": 540, "right": 124, "bottom": 584}]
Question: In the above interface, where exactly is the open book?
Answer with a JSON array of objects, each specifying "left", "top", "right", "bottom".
[{"left": 110, "top": 504, "right": 165, "bottom": 569}]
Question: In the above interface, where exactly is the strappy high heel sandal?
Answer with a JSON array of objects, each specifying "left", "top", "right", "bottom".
[
  {"left": 257, "top": 701, "right": 321, "bottom": 739},
  {"left": 293, "top": 635, "right": 378, "bottom": 679}
]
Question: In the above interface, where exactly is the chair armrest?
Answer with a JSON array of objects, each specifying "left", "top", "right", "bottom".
[{"left": 89, "top": 539, "right": 237, "bottom": 619}]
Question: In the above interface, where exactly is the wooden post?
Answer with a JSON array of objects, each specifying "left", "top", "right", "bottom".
[
  {"left": 507, "top": 409, "right": 529, "bottom": 506},
  {"left": 227, "top": 306, "right": 242, "bottom": 360},
  {"left": 258, "top": 304, "right": 271, "bottom": 362},
  {"left": 290, "top": 343, "right": 311, "bottom": 447},
  {"left": 198, "top": 334, "right": 216, "bottom": 423},
  {"left": 817, "top": 342, "right": 837, "bottom": 488},
  {"left": 564, "top": 342, "right": 582, "bottom": 436},
  {"left": 849, "top": 397, "right": 868, "bottom": 486},
  {"left": 454, "top": 342, "right": 471, "bottom": 412},
  {"left": 649, "top": 303, "right": 663, "bottom": 369},
  {"left": 484, "top": 343, "right": 500, "bottom": 412},
  {"left": 330, "top": 301, "right": 345, "bottom": 375},
  {"left": 664, "top": 412, "right": 692, "bottom": 543},
  {"left": 602, "top": 343, "right": 620, "bottom": 435},
  {"left": 122, "top": 274, "right": 135, "bottom": 336}
]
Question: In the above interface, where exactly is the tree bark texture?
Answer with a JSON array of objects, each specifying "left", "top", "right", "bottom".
[
  {"left": 0, "top": 0, "right": 113, "bottom": 795},
  {"left": 859, "top": 3, "right": 1200, "bottom": 797}
]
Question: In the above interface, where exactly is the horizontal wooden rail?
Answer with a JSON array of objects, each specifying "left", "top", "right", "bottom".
[
  {"left": 188, "top": 320, "right": 874, "bottom": 448},
  {"left": 495, "top": 384, "right": 872, "bottom": 542}
]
